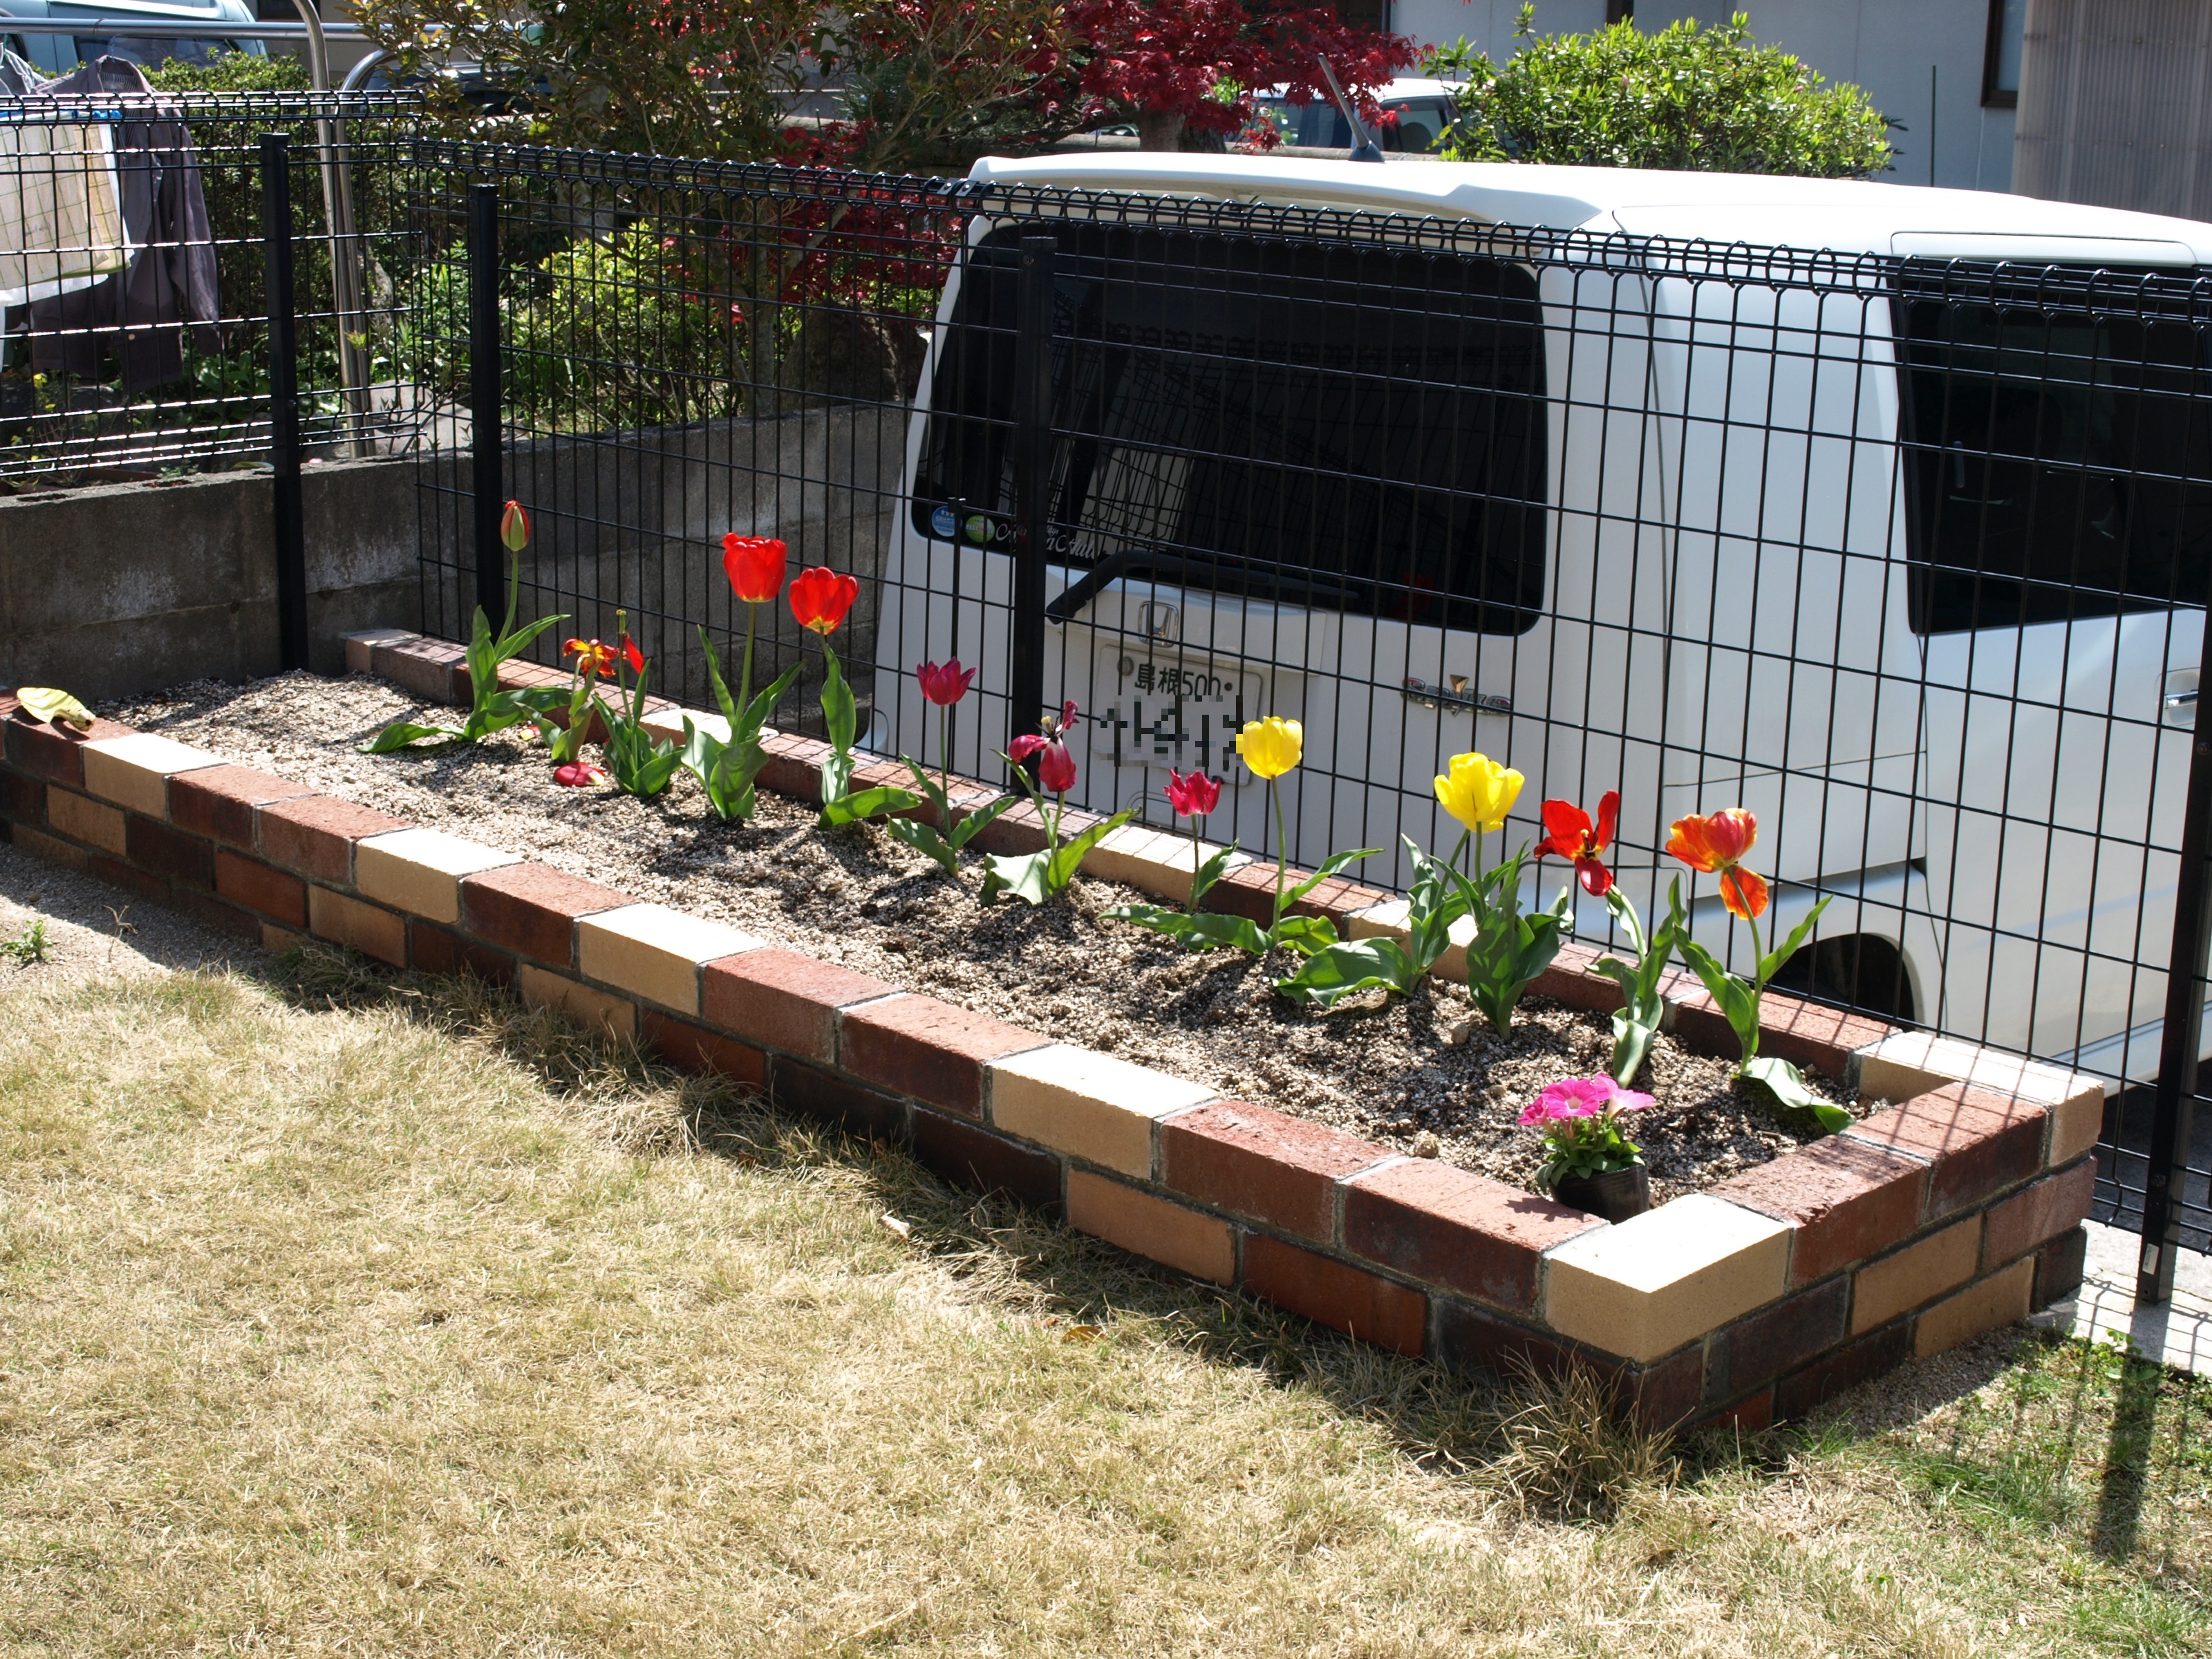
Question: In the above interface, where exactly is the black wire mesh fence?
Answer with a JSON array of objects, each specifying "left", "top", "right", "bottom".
[
  {"left": 404, "top": 142, "right": 2212, "bottom": 1273},
  {"left": 0, "top": 87, "right": 419, "bottom": 483}
]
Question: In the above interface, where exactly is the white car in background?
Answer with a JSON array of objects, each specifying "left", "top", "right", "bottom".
[
  {"left": 0, "top": 0, "right": 268, "bottom": 77},
  {"left": 872, "top": 153, "right": 2212, "bottom": 1091}
]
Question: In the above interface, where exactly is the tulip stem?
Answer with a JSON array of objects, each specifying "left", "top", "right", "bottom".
[
  {"left": 1188, "top": 814, "right": 1203, "bottom": 917},
  {"left": 939, "top": 703, "right": 951, "bottom": 807},
  {"left": 1271, "top": 781, "right": 1288, "bottom": 923},
  {"left": 738, "top": 600, "right": 758, "bottom": 714}
]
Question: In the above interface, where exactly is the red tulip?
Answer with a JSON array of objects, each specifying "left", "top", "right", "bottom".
[
  {"left": 1535, "top": 790, "right": 1619, "bottom": 897},
  {"left": 565, "top": 637, "right": 616, "bottom": 679},
  {"left": 553, "top": 760, "right": 606, "bottom": 787},
  {"left": 1010, "top": 700, "right": 1080, "bottom": 794},
  {"left": 500, "top": 499, "right": 530, "bottom": 554},
  {"left": 1667, "top": 807, "right": 1768, "bottom": 920},
  {"left": 1035, "top": 739, "right": 1078, "bottom": 794},
  {"left": 917, "top": 658, "right": 977, "bottom": 707},
  {"left": 1165, "top": 768, "right": 1221, "bottom": 819},
  {"left": 619, "top": 634, "right": 645, "bottom": 675},
  {"left": 790, "top": 566, "right": 860, "bottom": 637},
  {"left": 722, "top": 534, "right": 787, "bottom": 605}
]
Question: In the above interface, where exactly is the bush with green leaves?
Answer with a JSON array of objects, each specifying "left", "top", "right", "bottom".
[{"left": 1430, "top": 7, "right": 1892, "bottom": 178}]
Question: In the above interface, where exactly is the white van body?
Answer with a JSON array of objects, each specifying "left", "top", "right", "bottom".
[
  {"left": 872, "top": 156, "right": 2212, "bottom": 1089},
  {"left": 0, "top": 0, "right": 268, "bottom": 77}
]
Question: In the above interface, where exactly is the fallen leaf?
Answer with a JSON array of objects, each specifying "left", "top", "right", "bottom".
[
  {"left": 17, "top": 686, "right": 91, "bottom": 731},
  {"left": 1062, "top": 1324, "right": 1100, "bottom": 1342}
]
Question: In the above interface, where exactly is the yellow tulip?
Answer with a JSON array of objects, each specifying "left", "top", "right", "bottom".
[
  {"left": 1236, "top": 716, "right": 1303, "bottom": 780},
  {"left": 1434, "top": 751, "right": 1524, "bottom": 834}
]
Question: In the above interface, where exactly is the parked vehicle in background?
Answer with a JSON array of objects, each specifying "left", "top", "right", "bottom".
[
  {"left": 1246, "top": 76, "right": 1460, "bottom": 152},
  {"left": 0, "top": 0, "right": 268, "bottom": 76},
  {"left": 873, "top": 152, "right": 2212, "bottom": 1095}
]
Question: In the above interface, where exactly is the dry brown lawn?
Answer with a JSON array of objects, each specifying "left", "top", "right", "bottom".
[{"left": 0, "top": 945, "right": 2204, "bottom": 1656}]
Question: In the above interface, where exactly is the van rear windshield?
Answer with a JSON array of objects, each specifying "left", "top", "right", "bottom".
[
  {"left": 1893, "top": 263, "right": 2212, "bottom": 634},
  {"left": 914, "top": 223, "right": 1548, "bottom": 635}
]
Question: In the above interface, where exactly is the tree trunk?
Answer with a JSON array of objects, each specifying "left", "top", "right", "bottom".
[{"left": 1136, "top": 109, "right": 1185, "bottom": 151}]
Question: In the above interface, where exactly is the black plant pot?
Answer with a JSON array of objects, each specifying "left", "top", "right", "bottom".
[{"left": 1553, "top": 1164, "right": 1651, "bottom": 1222}]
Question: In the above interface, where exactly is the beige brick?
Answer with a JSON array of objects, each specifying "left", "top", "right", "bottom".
[
  {"left": 518, "top": 962, "right": 639, "bottom": 1040},
  {"left": 307, "top": 885, "right": 407, "bottom": 967},
  {"left": 357, "top": 827, "right": 519, "bottom": 924},
  {"left": 46, "top": 789, "right": 127, "bottom": 856},
  {"left": 639, "top": 706, "right": 722, "bottom": 747},
  {"left": 1850, "top": 1216, "right": 1982, "bottom": 1333},
  {"left": 1066, "top": 1169, "right": 1234, "bottom": 1283},
  {"left": 1082, "top": 823, "right": 1244, "bottom": 907},
  {"left": 986, "top": 1044, "right": 1215, "bottom": 1177},
  {"left": 1347, "top": 900, "right": 1478, "bottom": 982},
  {"left": 1913, "top": 1257, "right": 2035, "bottom": 1358},
  {"left": 1541, "top": 1194, "right": 1791, "bottom": 1363},
  {"left": 577, "top": 903, "right": 760, "bottom": 1016},
  {"left": 80, "top": 732, "right": 223, "bottom": 816},
  {"left": 344, "top": 628, "right": 415, "bottom": 674},
  {"left": 1854, "top": 1030, "right": 2097, "bottom": 1156},
  {"left": 11, "top": 825, "right": 89, "bottom": 872}
]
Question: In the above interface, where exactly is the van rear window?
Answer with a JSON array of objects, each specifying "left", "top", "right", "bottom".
[
  {"left": 1894, "top": 263, "right": 2212, "bottom": 634},
  {"left": 915, "top": 223, "right": 1548, "bottom": 635}
]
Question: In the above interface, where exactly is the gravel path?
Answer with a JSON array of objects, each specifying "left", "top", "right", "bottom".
[{"left": 109, "top": 672, "right": 1872, "bottom": 1206}]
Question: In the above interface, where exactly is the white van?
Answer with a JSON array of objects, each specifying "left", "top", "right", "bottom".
[
  {"left": 870, "top": 155, "right": 2212, "bottom": 1088},
  {"left": 0, "top": 0, "right": 268, "bottom": 77}
]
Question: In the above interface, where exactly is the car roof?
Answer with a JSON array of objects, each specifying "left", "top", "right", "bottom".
[
  {"left": 1252, "top": 78, "right": 1463, "bottom": 102},
  {"left": 964, "top": 154, "right": 2212, "bottom": 265}
]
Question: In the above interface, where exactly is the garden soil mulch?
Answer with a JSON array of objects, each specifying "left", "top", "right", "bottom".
[{"left": 109, "top": 672, "right": 1876, "bottom": 1208}]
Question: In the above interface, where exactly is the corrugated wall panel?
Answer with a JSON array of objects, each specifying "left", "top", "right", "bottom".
[{"left": 2014, "top": 0, "right": 2212, "bottom": 219}]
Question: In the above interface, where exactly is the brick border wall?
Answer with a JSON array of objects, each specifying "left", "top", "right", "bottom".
[{"left": 0, "top": 653, "right": 2102, "bottom": 1432}]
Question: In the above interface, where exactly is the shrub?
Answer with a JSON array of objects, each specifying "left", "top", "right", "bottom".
[{"left": 1430, "top": 7, "right": 1892, "bottom": 179}]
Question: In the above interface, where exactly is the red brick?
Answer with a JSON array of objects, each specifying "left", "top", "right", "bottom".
[
  {"left": 169, "top": 765, "right": 313, "bottom": 847},
  {"left": 1844, "top": 1084, "right": 2047, "bottom": 1218},
  {"left": 700, "top": 948, "right": 896, "bottom": 1063},
  {"left": 257, "top": 795, "right": 409, "bottom": 885},
  {"left": 0, "top": 769, "right": 43, "bottom": 825},
  {"left": 1701, "top": 1389, "right": 1774, "bottom": 1435},
  {"left": 1716, "top": 1136, "right": 1929, "bottom": 1284},
  {"left": 968, "top": 796, "right": 1052, "bottom": 857},
  {"left": 460, "top": 861, "right": 631, "bottom": 966},
  {"left": 409, "top": 919, "right": 515, "bottom": 986},
  {"left": 837, "top": 993, "right": 1047, "bottom": 1120},
  {"left": 1624, "top": 1344, "right": 1709, "bottom": 1433},
  {"left": 496, "top": 658, "right": 571, "bottom": 694},
  {"left": 1773, "top": 1324, "right": 1913, "bottom": 1420},
  {"left": 1528, "top": 939, "right": 1627, "bottom": 1014},
  {"left": 1707, "top": 1276, "right": 1848, "bottom": 1400},
  {"left": 1669, "top": 983, "right": 1893, "bottom": 1074},
  {"left": 126, "top": 814, "right": 213, "bottom": 888},
  {"left": 1343, "top": 1159, "right": 1602, "bottom": 1313},
  {"left": 0, "top": 690, "right": 15, "bottom": 720},
  {"left": 757, "top": 731, "right": 831, "bottom": 801},
  {"left": 640, "top": 1008, "right": 765, "bottom": 1087},
  {"left": 1203, "top": 859, "right": 1389, "bottom": 926},
  {"left": 10, "top": 824, "right": 89, "bottom": 872},
  {"left": 770, "top": 1056, "right": 909, "bottom": 1145},
  {"left": 214, "top": 848, "right": 308, "bottom": 927},
  {"left": 6, "top": 714, "right": 132, "bottom": 787},
  {"left": 911, "top": 1108, "right": 1064, "bottom": 1212},
  {"left": 1983, "top": 1158, "right": 2097, "bottom": 1268},
  {"left": 379, "top": 635, "right": 469, "bottom": 704},
  {"left": 1431, "top": 1297, "right": 1582, "bottom": 1381},
  {"left": 1159, "top": 1100, "right": 1391, "bottom": 1242},
  {"left": 169, "top": 886, "right": 262, "bottom": 941},
  {"left": 1240, "top": 1233, "right": 1427, "bottom": 1356},
  {"left": 2033, "top": 1225, "right": 2088, "bottom": 1310},
  {"left": 88, "top": 853, "right": 167, "bottom": 903}
]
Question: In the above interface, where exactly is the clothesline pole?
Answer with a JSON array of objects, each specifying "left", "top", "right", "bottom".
[{"left": 261, "top": 131, "right": 308, "bottom": 673}]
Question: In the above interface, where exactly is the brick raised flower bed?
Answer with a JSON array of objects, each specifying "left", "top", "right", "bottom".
[{"left": 0, "top": 638, "right": 2099, "bottom": 1432}]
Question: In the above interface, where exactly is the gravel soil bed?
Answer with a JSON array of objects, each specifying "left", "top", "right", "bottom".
[{"left": 109, "top": 673, "right": 1872, "bottom": 1206}]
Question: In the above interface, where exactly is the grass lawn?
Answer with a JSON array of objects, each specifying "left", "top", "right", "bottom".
[{"left": 0, "top": 946, "right": 2204, "bottom": 1656}]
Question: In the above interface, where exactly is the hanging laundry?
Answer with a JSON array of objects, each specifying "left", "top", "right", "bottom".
[
  {"left": 0, "top": 64, "right": 132, "bottom": 312},
  {"left": 22, "top": 57, "right": 218, "bottom": 392}
]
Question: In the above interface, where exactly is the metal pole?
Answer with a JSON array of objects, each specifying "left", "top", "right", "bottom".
[
  {"left": 1008, "top": 234, "right": 1055, "bottom": 756},
  {"left": 467, "top": 182, "right": 504, "bottom": 626},
  {"left": 262, "top": 132, "right": 309, "bottom": 673},
  {"left": 288, "top": 0, "right": 369, "bottom": 449},
  {"left": 2139, "top": 626, "right": 2212, "bottom": 1305}
]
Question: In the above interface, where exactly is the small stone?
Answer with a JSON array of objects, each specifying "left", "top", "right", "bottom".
[
  {"left": 1412, "top": 1131, "right": 1442, "bottom": 1159},
  {"left": 1443, "top": 1017, "right": 1475, "bottom": 1047}
]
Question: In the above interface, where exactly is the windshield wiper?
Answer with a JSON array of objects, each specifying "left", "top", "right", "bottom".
[{"left": 1046, "top": 548, "right": 1360, "bottom": 624}]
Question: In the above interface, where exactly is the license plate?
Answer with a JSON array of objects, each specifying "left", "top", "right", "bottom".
[{"left": 1087, "top": 650, "right": 1271, "bottom": 782}]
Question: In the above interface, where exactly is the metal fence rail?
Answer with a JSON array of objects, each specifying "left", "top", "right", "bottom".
[
  {"left": 403, "top": 142, "right": 2212, "bottom": 1280},
  {"left": 0, "top": 88, "right": 418, "bottom": 484}
]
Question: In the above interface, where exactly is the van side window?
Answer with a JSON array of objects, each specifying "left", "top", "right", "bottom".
[
  {"left": 1893, "top": 265, "right": 2212, "bottom": 634},
  {"left": 917, "top": 223, "right": 1548, "bottom": 635}
]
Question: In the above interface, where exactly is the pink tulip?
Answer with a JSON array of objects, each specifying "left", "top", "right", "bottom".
[
  {"left": 916, "top": 658, "right": 977, "bottom": 707},
  {"left": 1165, "top": 768, "right": 1221, "bottom": 819}
]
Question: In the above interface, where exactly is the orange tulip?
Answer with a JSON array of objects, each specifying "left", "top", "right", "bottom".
[
  {"left": 1666, "top": 807, "right": 1768, "bottom": 920},
  {"left": 565, "top": 637, "right": 617, "bottom": 679}
]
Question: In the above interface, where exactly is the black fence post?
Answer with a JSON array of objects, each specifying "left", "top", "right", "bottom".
[
  {"left": 261, "top": 131, "right": 308, "bottom": 672},
  {"left": 1007, "top": 234, "right": 1055, "bottom": 756},
  {"left": 2139, "top": 632, "right": 2212, "bottom": 1305},
  {"left": 467, "top": 182, "right": 504, "bottom": 624}
]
